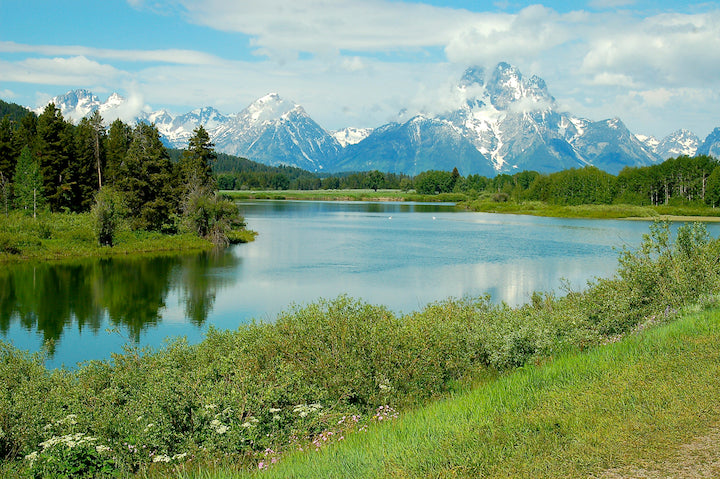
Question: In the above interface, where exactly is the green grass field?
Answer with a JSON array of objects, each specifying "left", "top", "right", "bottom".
[
  {"left": 198, "top": 305, "right": 720, "bottom": 479},
  {"left": 0, "top": 211, "right": 255, "bottom": 263}
]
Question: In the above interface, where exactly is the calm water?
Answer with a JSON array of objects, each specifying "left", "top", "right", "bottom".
[{"left": 2, "top": 200, "right": 717, "bottom": 368}]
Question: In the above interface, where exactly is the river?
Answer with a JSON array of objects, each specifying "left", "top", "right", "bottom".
[{"left": 2, "top": 200, "right": 716, "bottom": 368}]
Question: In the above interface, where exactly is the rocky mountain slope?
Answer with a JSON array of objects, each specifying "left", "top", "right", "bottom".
[{"left": 36, "top": 64, "right": 719, "bottom": 176}]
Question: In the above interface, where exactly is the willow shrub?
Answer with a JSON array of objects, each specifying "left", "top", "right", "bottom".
[{"left": 1, "top": 221, "right": 720, "bottom": 477}]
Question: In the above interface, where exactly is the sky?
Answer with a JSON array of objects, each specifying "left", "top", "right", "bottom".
[{"left": 0, "top": 0, "right": 719, "bottom": 139}]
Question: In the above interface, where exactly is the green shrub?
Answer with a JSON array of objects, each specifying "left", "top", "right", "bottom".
[{"left": 1, "top": 221, "right": 720, "bottom": 475}]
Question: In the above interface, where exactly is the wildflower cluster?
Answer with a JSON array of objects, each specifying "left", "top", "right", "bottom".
[{"left": 25, "top": 430, "right": 114, "bottom": 478}]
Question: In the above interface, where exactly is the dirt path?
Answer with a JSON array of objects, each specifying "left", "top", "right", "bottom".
[{"left": 600, "top": 427, "right": 720, "bottom": 478}]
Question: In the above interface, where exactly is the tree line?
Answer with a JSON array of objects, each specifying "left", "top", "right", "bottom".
[
  {"left": 3, "top": 98, "right": 718, "bottom": 221},
  {"left": 0, "top": 100, "right": 243, "bottom": 245}
]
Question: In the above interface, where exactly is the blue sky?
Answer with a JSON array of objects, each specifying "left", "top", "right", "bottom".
[{"left": 1, "top": 0, "right": 719, "bottom": 139}]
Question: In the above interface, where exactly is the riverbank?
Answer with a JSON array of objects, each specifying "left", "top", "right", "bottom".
[
  {"left": 223, "top": 190, "right": 720, "bottom": 221},
  {"left": 460, "top": 199, "right": 720, "bottom": 221},
  {"left": 1, "top": 222, "right": 717, "bottom": 478},
  {"left": 0, "top": 211, "right": 256, "bottom": 263},
  {"left": 237, "top": 305, "right": 720, "bottom": 478},
  {"left": 221, "top": 189, "right": 465, "bottom": 203}
]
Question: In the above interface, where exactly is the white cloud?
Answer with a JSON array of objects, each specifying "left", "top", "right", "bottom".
[
  {"left": 0, "top": 56, "right": 124, "bottom": 86},
  {"left": 580, "top": 12, "right": 720, "bottom": 88},
  {"left": 154, "top": 0, "right": 482, "bottom": 58},
  {"left": 0, "top": 42, "right": 223, "bottom": 65}
]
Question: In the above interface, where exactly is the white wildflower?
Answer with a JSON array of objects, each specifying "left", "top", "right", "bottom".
[{"left": 152, "top": 454, "right": 171, "bottom": 463}]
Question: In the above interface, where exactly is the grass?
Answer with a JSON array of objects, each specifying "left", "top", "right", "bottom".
[
  {"left": 461, "top": 199, "right": 720, "bottom": 221},
  {"left": 221, "top": 189, "right": 467, "bottom": 203},
  {"left": 202, "top": 304, "right": 720, "bottom": 478},
  {"left": 0, "top": 211, "right": 254, "bottom": 263}
]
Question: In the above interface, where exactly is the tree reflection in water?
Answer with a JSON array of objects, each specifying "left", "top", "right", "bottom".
[{"left": 0, "top": 248, "right": 240, "bottom": 355}]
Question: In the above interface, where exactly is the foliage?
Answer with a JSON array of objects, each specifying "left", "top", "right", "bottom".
[
  {"left": 116, "top": 123, "right": 179, "bottom": 232},
  {"left": 181, "top": 186, "right": 246, "bottom": 246},
  {"left": 1, "top": 221, "right": 718, "bottom": 476},
  {"left": 91, "top": 186, "right": 126, "bottom": 247},
  {"left": 13, "top": 147, "right": 44, "bottom": 216}
]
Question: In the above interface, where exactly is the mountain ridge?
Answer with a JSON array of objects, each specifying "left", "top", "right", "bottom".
[{"left": 31, "top": 63, "right": 720, "bottom": 176}]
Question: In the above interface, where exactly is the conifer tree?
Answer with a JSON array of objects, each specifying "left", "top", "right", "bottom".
[
  {"left": 179, "top": 125, "right": 216, "bottom": 189},
  {"left": 116, "top": 123, "right": 178, "bottom": 231},
  {"left": 70, "top": 117, "right": 101, "bottom": 211},
  {"left": 35, "top": 104, "right": 72, "bottom": 211},
  {"left": 13, "top": 146, "right": 43, "bottom": 217},
  {"left": 105, "top": 119, "right": 132, "bottom": 186}
]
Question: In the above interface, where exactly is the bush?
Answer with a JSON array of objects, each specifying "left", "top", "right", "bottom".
[{"left": 2, "top": 221, "right": 720, "bottom": 475}]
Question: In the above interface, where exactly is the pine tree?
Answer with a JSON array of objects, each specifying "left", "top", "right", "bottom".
[
  {"left": 0, "top": 117, "right": 17, "bottom": 182},
  {"left": 13, "top": 146, "right": 43, "bottom": 217},
  {"left": 70, "top": 117, "right": 101, "bottom": 211},
  {"left": 179, "top": 125, "right": 216, "bottom": 189},
  {"left": 116, "top": 123, "right": 178, "bottom": 231},
  {"left": 35, "top": 104, "right": 72, "bottom": 211},
  {"left": 105, "top": 119, "right": 132, "bottom": 186}
]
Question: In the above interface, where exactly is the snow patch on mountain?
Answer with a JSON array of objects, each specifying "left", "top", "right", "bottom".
[{"left": 331, "top": 127, "right": 374, "bottom": 147}]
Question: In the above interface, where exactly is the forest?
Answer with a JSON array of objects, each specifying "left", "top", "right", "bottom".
[
  {"left": 3, "top": 98, "right": 719, "bottom": 228},
  {"left": 0, "top": 100, "right": 244, "bottom": 247}
]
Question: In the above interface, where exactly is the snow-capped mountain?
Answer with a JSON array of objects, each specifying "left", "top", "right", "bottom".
[
  {"left": 336, "top": 116, "right": 496, "bottom": 176},
  {"left": 331, "top": 127, "right": 374, "bottom": 147},
  {"left": 34, "top": 64, "right": 718, "bottom": 176},
  {"left": 36, "top": 89, "right": 125, "bottom": 123},
  {"left": 636, "top": 129, "right": 700, "bottom": 160},
  {"left": 207, "top": 93, "right": 342, "bottom": 171},
  {"left": 339, "top": 63, "right": 660, "bottom": 174},
  {"left": 697, "top": 127, "right": 720, "bottom": 158}
]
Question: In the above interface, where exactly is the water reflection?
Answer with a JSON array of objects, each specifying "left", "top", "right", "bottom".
[{"left": 0, "top": 249, "right": 240, "bottom": 355}]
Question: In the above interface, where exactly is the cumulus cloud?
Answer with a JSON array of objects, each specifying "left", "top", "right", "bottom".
[
  {"left": 445, "top": 6, "right": 571, "bottom": 66},
  {"left": 0, "top": 56, "right": 124, "bottom": 86},
  {"left": 137, "top": 0, "right": 481, "bottom": 59},
  {"left": 580, "top": 12, "right": 720, "bottom": 88}
]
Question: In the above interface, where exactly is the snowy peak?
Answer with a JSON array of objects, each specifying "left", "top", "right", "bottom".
[
  {"left": 38, "top": 89, "right": 101, "bottom": 122},
  {"left": 697, "top": 127, "right": 720, "bottom": 158},
  {"left": 331, "top": 127, "right": 374, "bottom": 147},
  {"left": 241, "top": 93, "right": 303, "bottom": 124},
  {"left": 657, "top": 129, "right": 700, "bottom": 159},
  {"left": 459, "top": 66, "right": 486, "bottom": 88}
]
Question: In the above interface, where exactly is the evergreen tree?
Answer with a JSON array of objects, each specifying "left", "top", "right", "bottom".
[
  {"left": 179, "top": 125, "right": 215, "bottom": 189},
  {"left": 116, "top": 123, "right": 178, "bottom": 231},
  {"left": 13, "top": 146, "right": 43, "bottom": 217},
  {"left": 0, "top": 117, "right": 17, "bottom": 182},
  {"left": 105, "top": 119, "right": 132, "bottom": 187},
  {"left": 89, "top": 110, "right": 105, "bottom": 189},
  {"left": 35, "top": 104, "right": 72, "bottom": 211},
  {"left": 70, "top": 117, "right": 101, "bottom": 211}
]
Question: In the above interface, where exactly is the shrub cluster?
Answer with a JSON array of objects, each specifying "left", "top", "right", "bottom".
[{"left": 1, "top": 221, "right": 718, "bottom": 477}]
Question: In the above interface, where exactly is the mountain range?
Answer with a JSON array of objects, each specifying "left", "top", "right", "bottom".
[{"left": 36, "top": 63, "right": 720, "bottom": 176}]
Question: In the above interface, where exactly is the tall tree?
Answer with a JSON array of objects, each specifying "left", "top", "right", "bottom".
[
  {"left": 89, "top": 110, "right": 105, "bottom": 189},
  {"left": 35, "top": 104, "right": 72, "bottom": 211},
  {"left": 13, "top": 146, "right": 43, "bottom": 217},
  {"left": 116, "top": 123, "right": 178, "bottom": 231},
  {"left": 70, "top": 117, "right": 101, "bottom": 212},
  {"left": 105, "top": 119, "right": 132, "bottom": 187},
  {"left": 179, "top": 125, "right": 216, "bottom": 189},
  {"left": 0, "top": 117, "right": 17, "bottom": 182}
]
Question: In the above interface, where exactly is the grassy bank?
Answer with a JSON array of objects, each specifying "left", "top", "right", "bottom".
[
  {"left": 0, "top": 212, "right": 256, "bottom": 263},
  {"left": 230, "top": 304, "right": 720, "bottom": 478},
  {"left": 460, "top": 199, "right": 720, "bottom": 221},
  {"left": 222, "top": 189, "right": 465, "bottom": 203},
  {"left": 1, "top": 221, "right": 719, "bottom": 478}
]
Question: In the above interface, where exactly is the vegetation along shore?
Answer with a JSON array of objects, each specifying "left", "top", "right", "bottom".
[
  {"left": 0, "top": 101, "right": 254, "bottom": 263},
  {"left": 2, "top": 220, "right": 720, "bottom": 477}
]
